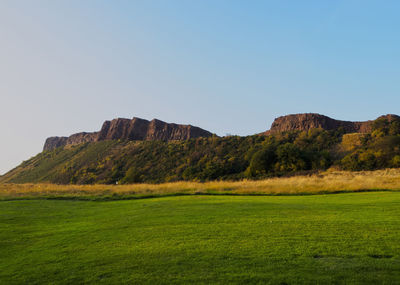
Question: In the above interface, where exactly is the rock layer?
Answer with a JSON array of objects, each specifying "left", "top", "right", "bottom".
[
  {"left": 264, "top": 113, "right": 400, "bottom": 135},
  {"left": 44, "top": 117, "right": 214, "bottom": 151}
]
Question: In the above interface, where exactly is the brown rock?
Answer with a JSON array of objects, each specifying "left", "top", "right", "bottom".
[
  {"left": 43, "top": 137, "right": 68, "bottom": 151},
  {"left": 43, "top": 117, "right": 214, "bottom": 151},
  {"left": 263, "top": 113, "right": 400, "bottom": 135}
]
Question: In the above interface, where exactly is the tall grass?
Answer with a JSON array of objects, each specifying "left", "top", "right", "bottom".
[{"left": 1, "top": 169, "right": 400, "bottom": 200}]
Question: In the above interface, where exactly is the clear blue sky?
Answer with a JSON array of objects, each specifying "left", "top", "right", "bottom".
[{"left": 1, "top": 0, "right": 400, "bottom": 174}]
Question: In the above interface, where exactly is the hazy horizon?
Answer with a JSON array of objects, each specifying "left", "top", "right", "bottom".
[{"left": 1, "top": 0, "right": 400, "bottom": 174}]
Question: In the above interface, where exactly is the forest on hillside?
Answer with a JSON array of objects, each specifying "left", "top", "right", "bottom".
[{"left": 2, "top": 116, "right": 400, "bottom": 184}]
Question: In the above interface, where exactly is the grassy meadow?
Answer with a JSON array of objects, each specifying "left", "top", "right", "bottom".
[
  {"left": 1, "top": 193, "right": 400, "bottom": 284},
  {"left": 2, "top": 168, "right": 400, "bottom": 200},
  {"left": 2, "top": 169, "right": 400, "bottom": 284}
]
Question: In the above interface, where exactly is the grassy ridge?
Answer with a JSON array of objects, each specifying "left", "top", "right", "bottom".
[
  {"left": 2, "top": 169, "right": 400, "bottom": 201},
  {"left": 1, "top": 193, "right": 400, "bottom": 284}
]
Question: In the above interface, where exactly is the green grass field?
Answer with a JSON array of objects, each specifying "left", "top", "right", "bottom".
[{"left": 1, "top": 192, "right": 400, "bottom": 284}]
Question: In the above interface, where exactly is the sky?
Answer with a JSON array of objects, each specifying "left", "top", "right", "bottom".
[{"left": 1, "top": 0, "right": 400, "bottom": 174}]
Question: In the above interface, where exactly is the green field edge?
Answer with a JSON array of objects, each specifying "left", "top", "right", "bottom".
[{"left": 1, "top": 188, "right": 400, "bottom": 202}]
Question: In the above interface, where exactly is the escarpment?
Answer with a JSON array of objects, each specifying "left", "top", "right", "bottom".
[
  {"left": 43, "top": 113, "right": 400, "bottom": 151},
  {"left": 263, "top": 113, "right": 400, "bottom": 135},
  {"left": 43, "top": 117, "right": 214, "bottom": 151}
]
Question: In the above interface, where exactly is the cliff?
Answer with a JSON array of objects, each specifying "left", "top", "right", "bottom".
[
  {"left": 43, "top": 117, "right": 214, "bottom": 151},
  {"left": 263, "top": 113, "right": 400, "bottom": 135},
  {"left": 43, "top": 113, "right": 400, "bottom": 151}
]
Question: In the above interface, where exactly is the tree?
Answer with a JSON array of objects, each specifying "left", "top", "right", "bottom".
[
  {"left": 246, "top": 146, "right": 277, "bottom": 177},
  {"left": 276, "top": 143, "right": 306, "bottom": 172},
  {"left": 122, "top": 166, "right": 142, "bottom": 183}
]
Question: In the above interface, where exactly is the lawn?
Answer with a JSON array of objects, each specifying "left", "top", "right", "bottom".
[{"left": 1, "top": 192, "right": 400, "bottom": 284}]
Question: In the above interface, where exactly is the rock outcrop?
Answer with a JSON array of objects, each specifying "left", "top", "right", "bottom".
[
  {"left": 44, "top": 117, "right": 214, "bottom": 151},
  {"left": 44, "top": 113, "right": 400, "bottom": 151},
  {"left": 263, "top": 113, "right": 400, "bottom": 135}
]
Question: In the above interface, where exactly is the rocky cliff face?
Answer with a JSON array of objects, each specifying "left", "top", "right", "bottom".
[
  {"left": 44, "top": 117, "right": 214, "bottom": 151},
  {"left": 264, "top": 113, "right": 400, "bottom": 135},
  {"left": 44, "top": 113, "right": 400, "bottom": 151}
]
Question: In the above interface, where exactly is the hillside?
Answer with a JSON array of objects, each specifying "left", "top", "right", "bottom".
[
  {"left": 0, "top": 112, "right": 400, "bottom": 184},
  {"left": 2, "top": 113, "right": 400, "bottom": 184}
]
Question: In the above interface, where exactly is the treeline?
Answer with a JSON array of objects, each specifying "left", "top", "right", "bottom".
[{"left": 4, "top": 116, "right": 400, "bottom": 184}]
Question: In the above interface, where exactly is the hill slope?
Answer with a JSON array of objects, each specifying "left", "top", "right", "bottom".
[{"left": 2, "top": 113, "right": 400, "bottom": 184}]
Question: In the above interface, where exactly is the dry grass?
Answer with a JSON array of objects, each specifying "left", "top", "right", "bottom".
[{"left": 2, "top": 168, "right": 400, "bottom": 200}]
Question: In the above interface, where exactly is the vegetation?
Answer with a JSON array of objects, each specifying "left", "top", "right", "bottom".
[
  {"left": 1, "top": 169, "right": 400, "bottom": 200},
  {"left": 1, "top": 193, "right": 400, "bottom": 284},
  {"left": 2, "top": 116, "right": 400, "bottom": 184},
  {"left": 2, "top": 118, "right": 400, "bottom": 283},
  {"left": 340, "top": 117, "right": 400, "bottom": 170}
]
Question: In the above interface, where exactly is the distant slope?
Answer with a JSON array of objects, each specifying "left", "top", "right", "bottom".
[
  {"left": 1, "top": 137, "right": 254, "bottom": 184},
  {"left": 3, "top": 113, "right": 400, "bottom": 184}
]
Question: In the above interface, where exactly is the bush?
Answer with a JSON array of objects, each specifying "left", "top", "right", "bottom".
[
  {"left": 276, "top": 143, "right": 307, "bottom": 172},
  {"left": 246, "top": 146, "right": 277, "bottom": 177},
  {"left": 122, "top": 167, "right": 142, "bottom": 183}
]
